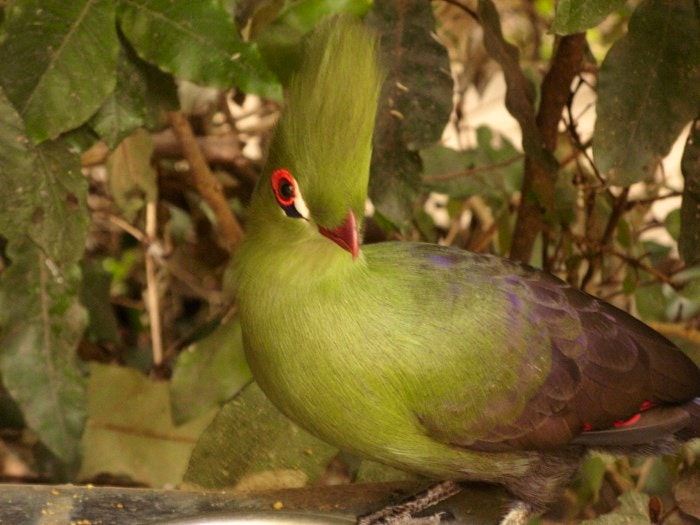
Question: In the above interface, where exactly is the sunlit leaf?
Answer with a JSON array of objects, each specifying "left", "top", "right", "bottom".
[
  {"left": 118, "top": 0, "right": 281, "bottom": 99},
  {"left": 551, "top": 0, "right": 626, "bottom": 35},
  {"left": 254, "top": 0, "right": 371, "bottom": 84}
]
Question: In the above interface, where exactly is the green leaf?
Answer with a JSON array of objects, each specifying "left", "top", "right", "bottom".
[
  {"left": 80, "top": 259, "right": 121, "bottom": 346},
  {"left": 680, "top": 119, "right": 700, "bottom": 265},
  {"left": 91, "top": 44, "right": 178, "bottom": 148},
  {"left": 665, "top": 208, "right": 681, "bottom": 242},
  {"left": 170, "top": 317, "right": 252, "bottom": 425},
  {"left": 29, "top": 141, "right": 91, "bottom": 263},
  {"left": 0, "top": 237, "right": 87, "bottom": 466},
  {"left": 254, "top": 0, "right": 371, "bottom": 84},
  {"left": 0, "top": 90, "right": 90, "bottom": 264},
  {"left": 635, "top": 282, "right": 667, "bottom": 322},
  {"left": 79, "top": 363, "right": 216, "bottom": 487},
  {"left": 593, "top": 0, "right": 700, "bottom": 186},
  {"left": 367, "top": 0, "right": 453, "bottom": 227},
  {"left": 0, "top": 86, "right": 34, "bottom": 218},
  {"left": 118, "top": 0, "right": 281, "bottom": 99},
  {"left": 569, "top": 454, "right": 607, "bottom": 511},
  {"left": 0, "top": 0, "right": 119, "bottom": 142},
  {"left": 185, "top": 381, "right": 337, "bottom": 489},
  {"left": 422, "top": 127, "right": 523, "bottom": 209},
  {"left": 551, "top": 0, "right": 626, "bottom": 35}
]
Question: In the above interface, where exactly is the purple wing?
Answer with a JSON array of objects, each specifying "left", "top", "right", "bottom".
[{"left": 400, "top": 244, "right": 700, "bottom": 451}]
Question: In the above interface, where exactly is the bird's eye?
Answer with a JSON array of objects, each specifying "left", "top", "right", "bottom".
[
  {"left": 272, "top": 169, "right": 296, "bottom": 206},
  {"left": 271, "top": 168, "right": 307, "bottom": 219},
  {"left": 279, "top": 180, "right": 294, "bottom": 200}
]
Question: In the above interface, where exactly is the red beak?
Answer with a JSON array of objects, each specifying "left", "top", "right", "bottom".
[{"left": 318, "top": 209, "right": 359, "bottom": 259}]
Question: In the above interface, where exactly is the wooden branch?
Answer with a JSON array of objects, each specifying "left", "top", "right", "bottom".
[
  {"left": 0, "top": 482, "right": 509, "bottom": 524},
  {"left": 423, "top": 154, "right": 523, "bottom": 182},
  {"left": 439, "top": 0, "right": 479, "bottom": 21},
  {"left": 581, "top": 188, "right": 630, "bottom": 290},
  {"left": 168, "top": 111, "right": 244, "bottom": 252},
  {"left": 509, "top": 33, "right": 587, "bottom": 263}
]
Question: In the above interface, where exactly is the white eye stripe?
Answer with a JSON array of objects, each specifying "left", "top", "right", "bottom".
[{"left": 292, "top": 180, "right": 310, "bottom": 220}]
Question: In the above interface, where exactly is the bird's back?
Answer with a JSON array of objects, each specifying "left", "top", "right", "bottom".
[{"left": 360, "top": 241, "right": 700, "bottom": 452}]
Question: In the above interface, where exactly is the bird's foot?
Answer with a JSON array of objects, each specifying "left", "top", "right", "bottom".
[
  {"left": 357, "top": 480, "right": 461, "bottom": 525},
  {"left": 498, "top": 501, "right": 534, "bottom": 525}
]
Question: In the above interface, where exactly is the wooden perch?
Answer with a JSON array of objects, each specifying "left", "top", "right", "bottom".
[{"left": 0, "top": 482, "right": 509, "bottom": 524}]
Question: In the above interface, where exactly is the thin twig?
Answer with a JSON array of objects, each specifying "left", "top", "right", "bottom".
[
  {"left": 423, "top": 154, "right": 524, "bottom": 182},
  {"left": 439, "top": 0, "right": 479, "bottom": 21},
  {"left": 104, "top": 213, "right": 148, "bottom": 243},
  {"left": 144, "top": 201, "right": 164, "bottom": 366},
  {"left": 168, "top": 111, "right": 244, "bottom": 252}
]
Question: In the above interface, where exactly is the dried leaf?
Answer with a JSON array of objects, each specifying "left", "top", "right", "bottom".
[
  {"left": 106, "top": 128, "right": 158, "bottom": 219},
  {"left": 79, "top": 363, "right": 216, "bottom": 487}
]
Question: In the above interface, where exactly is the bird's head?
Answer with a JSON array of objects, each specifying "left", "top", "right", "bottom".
[{"left": 246, "top": 15, "right": 383, "bottom": 260}]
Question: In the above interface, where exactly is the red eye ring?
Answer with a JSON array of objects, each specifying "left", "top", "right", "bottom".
[{"left": 272, "top": 169, "right": 296, "bottom": 207}]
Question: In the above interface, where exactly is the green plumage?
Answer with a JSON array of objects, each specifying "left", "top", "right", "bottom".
[{"left": 234, "top": 15, "right": 700, "bottom": 524}]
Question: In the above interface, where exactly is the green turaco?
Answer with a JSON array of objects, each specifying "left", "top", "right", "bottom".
[{"left": 233, "top": 15, "right": 700, "bottom": 525}]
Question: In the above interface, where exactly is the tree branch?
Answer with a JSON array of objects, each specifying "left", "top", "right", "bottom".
[
  {"left": 168, "top": 111, "right": 244, "bottom": 252},
  {"left": 509, "top": 33, "right": 586, "bottom": 264}
]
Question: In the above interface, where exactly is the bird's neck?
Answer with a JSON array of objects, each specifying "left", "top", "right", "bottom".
[{"left": 234, "top": 228, "right": 364, "bottom": 295}]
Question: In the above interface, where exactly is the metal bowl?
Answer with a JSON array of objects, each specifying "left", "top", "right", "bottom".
[{"left": 156, "top": 510, "right": 355, "bottom": 524}]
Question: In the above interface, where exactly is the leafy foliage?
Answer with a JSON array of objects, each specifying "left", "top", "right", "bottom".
[
  {"left": 0, "top": 0, "right": 120, "bottom": 142},
  {"left": 551, "top": 0, "right": 627, "bottom": 35},
  {"left": 593, "top": 0, "right": 700, "bottom": 186},
  {"left": 0, "top": 0, "right": 698, "bottom": 522},
  {"left": 368, "top": 0, "right": 453, "bottom": 227}
]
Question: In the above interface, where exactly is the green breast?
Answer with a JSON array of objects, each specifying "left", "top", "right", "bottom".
[{"left": 236, "top": 241, "right": 547, "bottom": 479}]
